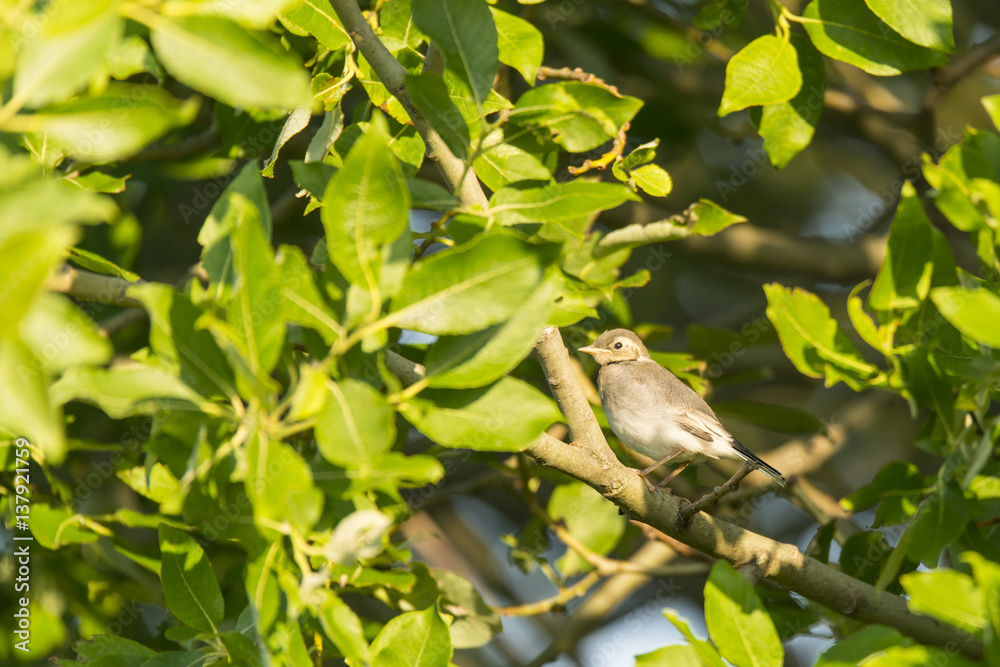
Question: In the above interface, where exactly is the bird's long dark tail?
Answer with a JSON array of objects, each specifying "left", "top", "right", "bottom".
[{"left": 733, "top": 441, "right": 786, "bottom": 486}]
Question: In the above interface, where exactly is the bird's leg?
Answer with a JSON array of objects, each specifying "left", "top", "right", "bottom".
[
  {"left": 636, "top": 450, "right": 683, "bottom": 492},
  {"left": 656, "top": 459, "right": 693, "bottom": 488}
]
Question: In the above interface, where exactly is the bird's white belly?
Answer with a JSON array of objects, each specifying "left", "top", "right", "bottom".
[{"left": 606, "top": 405, "right": 737, "bottom": 461}]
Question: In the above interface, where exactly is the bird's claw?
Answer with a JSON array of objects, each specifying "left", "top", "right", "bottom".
[{"left": 635, "top": 469, "right": 656, "bottom": 493}]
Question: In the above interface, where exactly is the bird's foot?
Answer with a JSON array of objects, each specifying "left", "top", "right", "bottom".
[{"left": 635, "top": 469, "right": 657, "bottom": 493}]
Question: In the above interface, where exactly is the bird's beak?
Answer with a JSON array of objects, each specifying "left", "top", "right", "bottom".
[{"left": 577, "top": 346, "right": 600, "bottom": 356}]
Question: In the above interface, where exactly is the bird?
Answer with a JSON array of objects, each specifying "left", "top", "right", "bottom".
[{"left": 578, "top": 328, "right": 785, "bottom": 492}]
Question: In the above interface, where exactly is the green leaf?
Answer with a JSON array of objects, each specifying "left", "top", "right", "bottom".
[
  {"left": 315, "top": 379, "right": 396, "bottom": 469},
  {"left": 472, "top": 131, "right": 552, "bottom": 191},
  {"left": 510, "top": 82, "right": 643, "bottom": 152},
  {"left": 864, "top": 0, "right": 953, "bottom": 52},
  {"left": 687, "top": 199, "right": 747, "bottom": 235},
  {"left": 984, "top": 94, "right": 1000, "bottom": 133},
  {"left": 869, "top": 182, "right": 953, "bottom": 312},
  {"left": 931, "top": 286, "right": 1000, "bottom": 348},
  {"left": 29, "top": 504, "right": 98, "bottom": 550},
  {"left": 963, "top": 552, "right": 1000, "bottom": 666},
  {"left": 443, "top": 69, "right": 513, "bottom": 129},
  {"left": 245, "top": 430, "right": 324, "bottom": 534},
  {"left": 490, "top": 7, "right": 543, "bottom": 83},
  {"left": 15, "top": 85, "right": 198, "bottom": 163},
  {"left": 905, "top": 350, "right": 956, "bottom": 437},
  {"left": 355, "top": 50, "right": 422, "bottom": 125},
  {"left": 67, "top": 248, "right": 140, "bottom": 281},
  {"left": 158, "top": 524, "right": 224, "bottom": 633},
  {"left": 404, "top": 72, "right": 471, "bottom": 159},
  {"left": 751, "top": 34, "right": 826, "bottom": 168},
  {"left": 412, "top": 0, "right": 498, "bottom": 113},
  {"left": 841, "top": 460, "right": 925, "bottom": 527},
  {"left": 0, "top": 340, "right": 65, "bottom": 463},
  {"left": 150, "top": 16, "right": 310, "bottom": 110},
  {"left": 408, "top": 178, "right": 460, "bottom": 210},
  {"left": 425, "top": 278, "right": 555, "bottom": 388},
  {"left": 763, "top": 283, "right": 879, "bottom": 389},
  {"left": 548, "top": 481, "right": 625, "bottom": 576},
  {"left": 380, "top": 0, "right": 427, "bottom": 50},
  {"left": 431, "top": 569, "right": 501, "bottom": 648},
  {"left": 322, "top": 118, "right": 410, "bottom": 292},
  {"left": 711, "top": 400, "right": 823, "bottom": 434},
  {"left": 0, "top": 156, "right": 116, "bottom": 231},
  {"left": 814, "top": 625, "right": 910, "bottom": 667},
  {"left": 105, "top": 34, "right": 163, "bottom": 81},
  {"left": 704, "top": 560, "right": 783, "bottom": 667},
  {"left": 290, "top": 160, "right": 338, "bottom": 201},
  {"left": 840, "top": 531, "right": 890, "bottom": 585},
  {"left": 399, "top": 376, "right": 562, "bottom": 451},
  {"left": 662, "top": 610, "right": 727, "bottom": 667},
  {"left": 630, "top": 164, "right": 673, "bottom": 197},
  {"left": 635, "top": 645, "right": 702, "bottom": 667},
  {"left": 847, "top": 281, "right": 889, "bottom": 353},
  {"left": 73, "top": 636, "right": 157, "bottom": 664},
  {"left": 227, "top": 194, "right": 285, "bottom": 377},
  {"left": 906, "top": 484, "right": 974, "bottom": 566},
  {"left": 198, "top": 161, "right": 273, "bottom": 299},
  {"left": 50, "top": 363, "right": 208, "bottom": 419},
  {"left": 66, "top": 171, "right": 129, "bottom": 194},
  {"left": 245, "top": 548, "right": 280, "bottom": 633},
  {"left": 388, "top": 233, "right": 557, "bottom": 335},
  {"left": 19, "top": 293, "right": 112, "bottom": 373},
  {"left": 279, "top": 0, "right": 352, "bottom": 51},
  {"left": 900, "top": 570, "right": 986, "bottom": 634},
  {"left": 117, "top": 463, "right": 181, "bottom": 507},
  {"left": 922, "top": 144, "right": 990, "bottom": 232},
  {"left": 130, "top": 284, "right": 237, "bottom": 400},
  {"left": 862, "top": 645, "right": 982, "bottom": 667},
  {"left": 13, "top": 0, "right": 123, "bottom": 109},
  {"left": 173, "top": 0, "right": 299, "bottom": 28},
  {"left": 802, "top": 0, "right": 948, "bottom": 76},
  {"left": 370, "top": 602, "right": 452, "bottom": 667},
  {"left": 719, "top": 35, "right": 801, "bottom": 116},
  {"left": 489, "top": 182, "right": 639, "bottom": 226},
  {"left": 0, "top": 226, "right": 80, "bottom": 338},
  {"left": 318, "top": 590, "right": 372, "bottom": 663},
  {"left": 276, "top": 245, "right": 342, "bottom": 344},
  {"left": 261, "top": 106, "right": 311, "bottom": 177}
]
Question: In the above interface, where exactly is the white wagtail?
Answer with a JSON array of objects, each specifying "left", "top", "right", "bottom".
[{"left": 579, "top": 328, "right": 785, "bottom": 492}]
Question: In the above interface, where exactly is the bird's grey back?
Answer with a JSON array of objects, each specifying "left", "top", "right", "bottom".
[{"left": 599, "top": 360, "right": 724, "bottom": 428}]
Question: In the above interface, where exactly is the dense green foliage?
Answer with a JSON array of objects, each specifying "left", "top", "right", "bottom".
[{"left": 1, "top": 0, "right": 999, "bottom": 665}]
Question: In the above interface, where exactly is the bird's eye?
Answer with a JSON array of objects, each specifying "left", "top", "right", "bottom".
[{"left": 613, "top": 341, "right": 623, "bottom": 350}]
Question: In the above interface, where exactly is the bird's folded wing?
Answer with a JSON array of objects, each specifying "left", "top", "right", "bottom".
[{"left": 675, "top": 410, "right": 732, "bottom": 443}]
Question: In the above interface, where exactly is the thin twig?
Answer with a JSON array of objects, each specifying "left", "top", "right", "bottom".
[
  {"left": 497, "top": 571, "right": 602, "bottom": 616},
  {"left": 568, "top": 122, "right": 630, "bottom": 175},
  {"left": 536, "top": 66, "right": 621, "bottom": 97},
  {"left": 678, "top": 461, "right": 755, "bottom": 524}
]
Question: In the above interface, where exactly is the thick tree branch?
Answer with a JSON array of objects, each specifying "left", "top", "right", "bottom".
[
  {"left": 387, "top": 337, "right": 983, "bottom": 659},
  {"left": 47, "top": 264, "right": 143, "bottom": 307},
  {"left": 328, "top": 0, "right": 488, "bottom": 208}
]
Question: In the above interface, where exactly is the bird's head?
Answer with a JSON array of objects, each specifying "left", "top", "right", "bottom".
[{"left": 578, "top": 328, "right": 651, "bottom": 365}]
